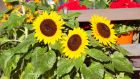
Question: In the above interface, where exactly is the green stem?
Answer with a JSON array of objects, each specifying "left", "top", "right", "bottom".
[
  {"left": 24, "top": 27, "right": 28, "bottom": 38},
  {"left": 13, "top": 29, "right": 17, "bottom": 41},
  {"left": 7, "top": 40, "right": 22, "bottom": 42},
  {"left": 48, "top": 45, "right": 52, "bottom": 51}
]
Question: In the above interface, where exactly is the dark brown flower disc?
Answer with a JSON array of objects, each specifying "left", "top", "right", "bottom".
[
  {"left": 97, "top": 23, "right": 110, "bottom": 38},
  {"left": 40, "top": 19, "right": 57, "bottom": 37},
  {"left": 68, "top": 34, "right": 82, "bottom": 51}
]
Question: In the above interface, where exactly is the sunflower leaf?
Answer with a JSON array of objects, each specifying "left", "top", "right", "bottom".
[
  {"left": 0, "top": 37, "right": 10, "bottom": 45},
  {"left": 73, "top": 55, "right": 85, "bottom": 70},
  {"left": 50, "top": 41, "right": 62, "bottom": 51},
  {"left": 115, "top": 45, "right": 129, "bottom": 56},
  {"left": 56, "top": 58, "right": 74, "bottom": 77},
  {"left": 86, "top": 30, "right": 100, "bottom": 47},
  {"left": 30, "top": 47, "right": 56, "bottom": 78},
  {"left": 104, "top": 62, "right": 115, "bottom": 72},
  {"left": 89, "top": 62, "right": 105, "bottom": 79},
  {"left": 0, "top": 49, "right": 20, "bottom": 78},
  {"left": 87, "top": 48, "right": 111, "bottom": 62},
  {"left": 66, "top": 19, "right": 78, "bottom": 29},
  {"left": 67, "top": 12, "right": 81, "bottom": 19},
  {"left": 62, "top": 75, "right": 71, "bottom": 79},
  {"left": 13, "top": 33, "right": 36, "bottom": 54},
  {"left": 64, "top": 12, "right": 80, "bottom": 29},
  {"left": 20, "top": 63, "right": 34, "bottom": 79},
  {"left": 80, "top": 64, "right": 102, "bottom": 79},
  {"left": 104, "top": 72, "right": 114, "bottom": 79},
  {"left": 111, "top": 52, "right": 133, "bottom": 73},
  {"left": 112, "top": 58, "right": 133, "bottom": 73}
]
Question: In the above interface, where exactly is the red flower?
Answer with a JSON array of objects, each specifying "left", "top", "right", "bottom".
[
  {"left": 58, "top": 0, "right": 87, "bottom": 11},
  {"left": 110, "top": 0, "right": 140, "bottom": 8}
]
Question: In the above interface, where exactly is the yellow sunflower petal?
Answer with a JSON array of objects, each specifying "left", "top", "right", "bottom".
[
  {"left": 90, "top": 15, "right": 117, "bottom": 46},
  {"left": 61, "top": 28, "right": 89, "bottom": 59},
  {"left": 33, "top": 11, "right": 65, "bottom": 45}
]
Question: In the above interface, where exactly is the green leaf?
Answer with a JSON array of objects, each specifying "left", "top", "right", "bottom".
[
  {"left": 81, "top": 0, "right": 93, "bottom": 8},
  {"left": 50, "top": 41, "right": 62, "bottom": 51},
  {"left": 104, "top": 62, "right": 115, "bottom": 72},
  {"left": 73, "top": 55, "right": 85, "bottom": 70},
  {"left": 31, "top": 47, "right": 56, "bottom": 78},
  {"left": 95, "top": 0, "right": 107, "bottom": 9},
  {"left": 111, "top": 51, "right": 125, "bottom": 58},
  {"left": 80, "top": 64, "right": 102, "bottom": 79},
  {"left": 25, "top": 24, "right": 33, "bottom": 30},
  {"left": 37, "top": 3, "right": 50, "bottom": 11},
  {"left": 23, "top": 2, "right": 36, "bottom": 13},
  {"left": 63, "top": 12, "right": 80, "bottom": 29},
  {"left": 56, "top": 58, "right": 74, "bottom": 77},
  {"left": 0, "top": 37, "right": 10, "bottom": 45},
  {"left": 66, "top": 19, "right": 78, "bottom": 29},
  {"left": 112, "top": 58, "right": 133, "bottom": 73},
  {"left": 104, "top": 72, "right": 114, "bottom": 79},
  {"left": 0, "top": 26, "right": 5, "bottom": 34},
  {"left": 13, "top": 33, "right": 36, "bottom": 54},
  {"left": 20, "top": 63, "right": 34, "bottom": 79},
  {"left": 74, "top": 73, "right": 81, "bottom": 79},
  {"left": 3, "top": 13, "right": 25, "bottom": 30},
  {"left": 1, "top": 75, "right": 9, "bottom": 79},
  {"left": 86, "top": 30, "right": 100, "bottom": 47},
  {"left": 116, "top": 73, "right": 131, "bottom": 79},
  {"left": 67, "top": 12, "right": 81, "bottom": 19},
  {"left": 0, "top": 49, "right": 20, "bottom": 78},
  {"left": 89, "top": 62, "right": 104, "bottom": 79},
  {"left": 116, "top": 45, "right": 129, "bottom": 55},
  {"left": 62, "top": 75, "right": 71, "bottom": 79},
  {"left": 111, "top": 52, "right": 133, "bottom": 73},
  {"left": 115, "top": 24, "right": 135, "bottom": 35},
  {"left": 87, "top": 48, "right": 111, "bottom": 62},
  {"left": 61, "top": 14, "right": 69, "bottom": 20}
]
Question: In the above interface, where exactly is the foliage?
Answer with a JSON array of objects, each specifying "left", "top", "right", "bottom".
[
  {"left": 80, "top": 0, "right": 112, "bottom": 9},
  {"left": 0, "top": 0, "right": 133, "bottom": 79},
  {"left": 114, "top": 24, "right": 136, "bottom": 35}
]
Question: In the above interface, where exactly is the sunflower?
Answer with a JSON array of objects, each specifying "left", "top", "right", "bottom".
[
  {"left": 61, "top": 28, "right": 89, "bottom": 59},
  {"left": 33, "top": 11, "right": 65, "bottom": 44},
  {"left": 90, "top": 15, "right": 117, "bottom": 46},
  {"left": 26, "top": 13, "right": 34, "bottom": 23}
]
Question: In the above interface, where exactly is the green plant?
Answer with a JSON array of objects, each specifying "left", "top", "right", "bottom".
[
  {"left": 0, "top": 0, "right": 133, "bottom": 79},
  {"left": 114, "top": 24, "right": 136, "bottom": 35},
  {"left": 80, "top": 0, "right": 112, "bottom": 9}
]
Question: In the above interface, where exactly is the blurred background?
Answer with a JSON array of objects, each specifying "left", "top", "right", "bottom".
[{"left": 0, "top": 1, "right": 6, "bottom": 11}]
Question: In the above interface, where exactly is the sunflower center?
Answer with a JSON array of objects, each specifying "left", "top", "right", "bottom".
[
  {"left": 68, "top": 34, "right": 82, "bottom": 51},
  {"left": 97, "top": 23, "right": 110, "bottom": 38},
  {"left": 40, "top": 19, "right": 57, "bottom": 37}
]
